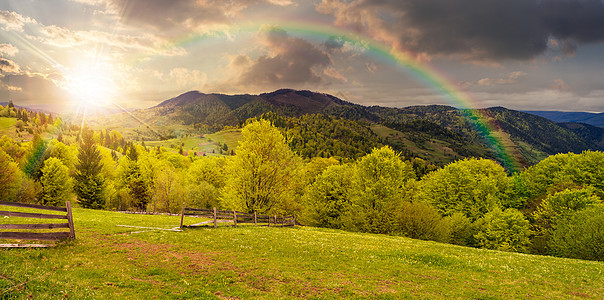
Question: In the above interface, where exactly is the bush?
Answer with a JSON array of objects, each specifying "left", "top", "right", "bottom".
[
  {"left": 443, "top": 212, "right": 473, "bottom": 246},
  {"left": 474, "top": 208, "right": 532, "bottom": 252},
  {"left": 301, "top": 164, "right": 355, "bottom": 229},
  {"left": 416, "top": 158, "right": 509, "bottom": 221},
  {"left": 548, "top": 205, "right": 604, "bottom": 261},
  {"left": 394, "top": 201, "right": 450, "bottom": 243}
]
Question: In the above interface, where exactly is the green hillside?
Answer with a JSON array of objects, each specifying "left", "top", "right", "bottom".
[
  {"left": 85, "top": 89, "right": 604, "bottom": 169},
  {"left": 2, "top": 207, "right": 603, "bottom": 299}
]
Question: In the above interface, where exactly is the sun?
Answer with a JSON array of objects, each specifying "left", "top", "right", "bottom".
[{"left": 63, "top": 63, "right": 118, "bottom": 107}]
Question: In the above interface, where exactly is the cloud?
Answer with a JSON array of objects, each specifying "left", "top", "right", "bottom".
[
  {"left": 463, "top": 71, "right": 528, "bottom": 87},
  {"left": 168, "top": 68, "right": 207, "bottom": 90},
  {"left": 0, "top": 57, "right": 21, "bottom": 73},
  {"left": 0, "top": 44, "right": 18, "bottom": 57},
  {"left": 0, "top": 10, "right": 36, "bottom": 31},
  {"left": 317, "top": 0, "right": 604, "bottom": 62},
  {"left": 229, "top": 26, "right": 332, "bottom": 88},
  {"left": 83, "top": 0, "right": 293, "bottom": 35},
  {"left": 552, "top": 79, "right": 571, "bottom": 92},
  {"left": 32, "top": 24, "right": 187, "bottom": 56}
]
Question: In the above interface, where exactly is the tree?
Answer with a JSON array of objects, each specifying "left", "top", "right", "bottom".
[
  {"left": 345, "top": 146, "right": 415, "bottom": 233},
  {"left": 473, "top": 207, "right": 532, "bottom": 252},
  {"left": 74, "top": 127, "right": 106, "bottom": 209},
  {"left": 548, "top": 205, "right": 604, "bottom": 261},
  {"left": 220, "top": 120, "right": 297, "bottom": 214},
  {"left": 301, "top": 164, "right": 355, "bottom": 228},
  {"left": 40, "top": 157, "right": 72, "bottom": 206},
  {"left": 0, "top": 149, "right": 21, "bottom": 201},
  {"left": 416, "top": 158, "right": 509, "bottom": 221}
]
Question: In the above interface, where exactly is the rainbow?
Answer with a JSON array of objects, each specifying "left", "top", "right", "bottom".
[{"left": 152, "top": 20, "right": 523, "bottom": 172}]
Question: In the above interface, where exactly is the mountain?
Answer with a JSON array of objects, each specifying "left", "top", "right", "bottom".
[
  {"left": 91, "top": 89, "right": 604, "bottom": 169},
  {"left": 558, "top": 122, "right": 604, "bottom": 149},
  {"left": 524, "top": 110, "right": 604, "bottom": 127}
]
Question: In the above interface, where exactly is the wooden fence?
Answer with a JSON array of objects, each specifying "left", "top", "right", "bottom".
[
  {"left": 0, "top": 201, "right": 75, "bottom": 248},
  {"left": 180, "top": 207, "right": 295, "bottom": 228}
]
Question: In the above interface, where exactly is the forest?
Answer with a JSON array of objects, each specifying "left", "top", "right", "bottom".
[{"left": 1, "top": 102, "right": 603, "bottom": 262}]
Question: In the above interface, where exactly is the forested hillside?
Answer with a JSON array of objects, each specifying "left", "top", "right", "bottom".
[{"left": 88, "top": 89, "right": 604, "bottom": 168}]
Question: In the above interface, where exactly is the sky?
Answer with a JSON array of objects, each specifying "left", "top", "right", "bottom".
[{"left": 1, "top": 0, "right": 604, "bottom": 113}]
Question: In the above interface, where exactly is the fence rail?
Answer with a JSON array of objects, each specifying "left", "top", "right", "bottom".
[
  {"left": 0, "top": 201, "right": 75, "bottom": 247},
  {"left": 180, "top": 207, "right": 295, "bottom": 228}
]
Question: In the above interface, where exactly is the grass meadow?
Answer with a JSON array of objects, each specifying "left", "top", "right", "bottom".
[{"left": 1, "top": 207, "right": 603, "bottom": 299}]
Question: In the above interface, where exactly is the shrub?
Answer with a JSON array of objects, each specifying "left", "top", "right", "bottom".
[
  {"left": 394, "top": 201, "right": 450, "bottom": 243},
  {"left": 474, "top": 208, "right": 532, "bottom": 252},
  {"left": 443, "top": 212, "right": 473, "bottom": 246},
  {"left": 548, "top": 205, "right": 604, "bottom": 261}
]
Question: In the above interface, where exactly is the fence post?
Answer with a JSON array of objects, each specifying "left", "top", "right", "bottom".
[
  {"left": 213, "top": 207, "right": 217, "bottom": 228},
  {"left": 254, "top": 211, "right": 257, "bottom": 226},
  {"left": 293, "top": 215, "right": 296, "bottom": 227},
  {"left": 274, "top": 215, "right": 277, "bottom": 227},
  {"left": 66, "top": 201, "right": 75, "bottom": 239},
  {"left": 233, "top": 210, "right": 237, "bottom": 227},
  {"left": 180, "top": 202, "right": 185, "bottom": 228}
]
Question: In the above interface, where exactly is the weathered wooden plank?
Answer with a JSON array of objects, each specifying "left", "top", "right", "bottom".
[
  {"left": 0, "top": 210, "right": 68, "bottom": 219},
  {"left": 66, "top": 201, "right": 75, "bottom": 239},
  {"left": 184, "top": 207, "right": 214, "bottom": 213},
  {"left": 0, "top": 223, "right": 70, "bottom": 230},
  {"left": 0, "top": 231, "right": 71, "bottom": 241},
  {"left": 0, "top": 201, "right": 67, "bottom": 212}
]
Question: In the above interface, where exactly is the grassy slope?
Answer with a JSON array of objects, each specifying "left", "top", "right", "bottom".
[{"left": 1, "top": 208, "right": 603, "bottom": 299}]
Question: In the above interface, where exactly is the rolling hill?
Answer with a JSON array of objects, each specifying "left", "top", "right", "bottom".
[
  {"left": 524, "top": 110, "right": 604, "bottom": 127},
  {"left": 89, "top": 89, "right": 604, "bottom": 168}
]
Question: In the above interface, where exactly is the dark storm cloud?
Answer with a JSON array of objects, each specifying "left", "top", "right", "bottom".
[
  {"left": 234, "top": 26, "right": 332, "bottom": 87},
  {"left": 318, "top": 0, "right": 604, "bottom": 61}
]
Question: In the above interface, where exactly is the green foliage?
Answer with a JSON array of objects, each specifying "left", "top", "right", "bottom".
[
  {"left": 259, "top": 112, "right": 383, "bottom": 160},
  {"left": 40, "top": 157, "right": 72, "bottom": 206},
  {"left": 220, "top": 120, "right": 297, "bottom": 214},
  {"left": 393, "top": 201, "right": 451, "bottom": 242},
  {"left": 443, "top": 212, "right": 473, "bottom": 246},
  {"left": 344, "top": 146, "right": 415, "bottom": 234},
  {"left": 74, "top": 127, "right": 106, "bottom": 209},
  {"left": 473, "top": 208, "right": 532, "bottom": 252},
  {"left": 301, "top": 164, "right": 355, "bottom": 228},
  {"left": 522, "top": 151, "right": 604, "bottom": 200},
  {"left": 548, "top": 205, "right": 604, "bottom": 261},
  {"left": 532, "top": 187, "right": 601, "bottom": 235},
  {"left": 0, "top": 149, "right": 21, "bottom": 201},
  {"left": 416, "top": 158, "right": 509, "bottom": 221},
  {"left": 184, "top": 156, "right": 226, "bottom": 210},
  {"left": 150, "top": 162, "right": 184, "bottom": 213}
]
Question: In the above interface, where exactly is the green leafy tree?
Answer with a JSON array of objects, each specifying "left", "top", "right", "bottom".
[
  {"left": 184, "top": 156, "right": 226, "bottom": 209},
  {"left": 532, "top": 187, "right": 601, "bottom": 235},
  {"left": 473, "top": 207, "right": 532, "bottom": 252},
  {"left": 416, "top": 158, "right": 509, "bottom": 221},
  {"left": 548, "top": 205, "right": 604, "bottom": 261},
  {"left": 530, "top": 187, "right": 601, "bottom": 253},
  {"left": 220, "top": 120, "right": 297, "bottom": 214},
  {"left": 74, "top": 127, "right": 106, "bottom": 209},
  {"left": 301, "top": 164, "right": 355, "bottom": 228},
  {"left": 522, "top": 151, "right": 604, "bottom": 200},
  {"left": 345, "top": 146, "right": 415, "bottom": 233},
  {"left": 393, "top": 200, "right": 451, "bottom": 242},
  {"left": 0, "top": 149, "right": 21, "bottom": 201},
  {"left": 40, "top": 157, "right": 72, "bottom": 206}
]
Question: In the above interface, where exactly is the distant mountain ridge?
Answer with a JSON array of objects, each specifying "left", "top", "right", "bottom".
[
  {"left": 524, "top": 110, "right": 604, "bottom": 127},
  {"left": 92, "top": 89, "right": 604, "bottom": 168}
]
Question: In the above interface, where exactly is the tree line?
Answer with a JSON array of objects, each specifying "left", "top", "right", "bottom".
[{"left": 0, "top": 118, "right": 602, "bottom": 261}]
